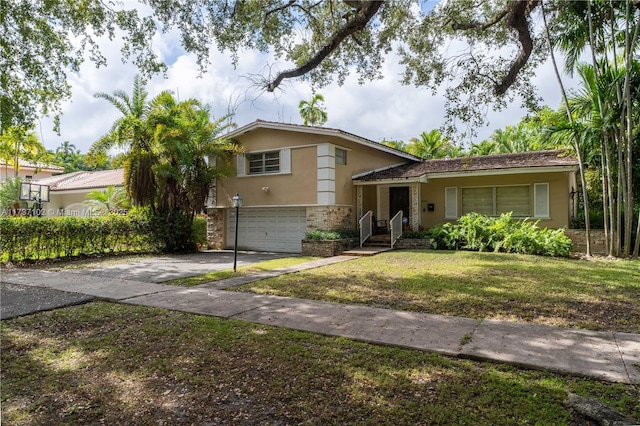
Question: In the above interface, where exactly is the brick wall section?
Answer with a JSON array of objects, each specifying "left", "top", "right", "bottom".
[
  {"left": 206, "top": 207, "right": 225, "bottom": 250},
  {"left": 302, "top": 239, "right": 358, "bottom": 257},
  {"left": 395, "top": 238, "right": 433, "bottom": 250},
  {"left": 564, "top": 229, "right": 607, "bottom": 255},
  {"left": 306, "top": 206, "right": 353, "bottom": 231}
]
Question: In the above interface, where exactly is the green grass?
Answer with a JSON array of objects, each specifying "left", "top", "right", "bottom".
[
  {"left": 233, "top": 250, "right": 640, "bottom": 332},
  {"left": 163, "top": 256, "right": 320, "bottom": 287},
  {"left": 2, "top": 302, "right": 638, "bottom": 425}
]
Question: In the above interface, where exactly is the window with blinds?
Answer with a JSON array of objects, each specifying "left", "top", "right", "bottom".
[
  {"left": 460, "top": 185, "right": 532, "bottom": 217},
  {"left": 248, "top": 151, "right": 280, "bottom": 174}
]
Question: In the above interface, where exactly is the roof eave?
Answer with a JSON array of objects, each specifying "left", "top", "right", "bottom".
[
  {"left": 226, "top": 121, "right": 421, "bottom": 162},
  {"left": 423, "top": 165, "right": 578, "bottom": 179}
]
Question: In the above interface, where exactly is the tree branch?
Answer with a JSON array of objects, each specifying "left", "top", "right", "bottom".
[
  {"left": 451, "top": 0, "right": 540, "bottom": 96},
  {"left": 266, "top": 0, "right": 383, "bottom": 92},
  {"left": 451, "top": 8, "right": 509, "bottom": 31},
  {"left": 494, "top": 0, "right": 539, "bottom": 95}
]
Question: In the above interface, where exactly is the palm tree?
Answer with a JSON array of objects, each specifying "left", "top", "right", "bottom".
[
  {"left": 380, "top": 139, "right": 409, "bottom": 152},
  {"left": 146, "top": 92, "right": 240, "bottom": 217},
  {"left": 298, "top": 93, "right": 328, "bottom": 126},
  {"left": 89, "top": 75, "right": 167, "bottom": 207},
  {"left": 468, "top": 140, "right": 497, "bottom": 156},
  {"left": 55, "top": 141, "right": 81, "bottom": 172},
  {"left": 0, "top": 125, "right": 46, "bottom": 177},
  {"left": 84, "top": 185, "right": 130, "bottom": 213},
  {"left": 408, "top": 130, "right": 459, "bottom": 159}
]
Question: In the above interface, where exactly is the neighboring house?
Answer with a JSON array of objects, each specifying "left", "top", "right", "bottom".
[
  {"left": 33, "top": 169, "right": 124, "bottom": 216},
  {"left": 0, "top": 160, "right": 64, "bottom": 182},
  {"left": 207, "top": 120, "right": 579, "bottom": 253}
]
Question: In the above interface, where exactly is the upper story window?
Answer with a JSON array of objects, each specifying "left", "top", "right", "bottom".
[
  {"left": 335, "top": 148, "right": 347, "bottom": 165},
  {"left": 248, "top": 151, "right": 280, "bottom": 174}
]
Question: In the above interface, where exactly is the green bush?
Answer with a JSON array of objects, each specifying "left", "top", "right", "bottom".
[
  {"left": 148, "top": 209, "right": 195, "bottom": 253},
  {"left": 0, "top": 208, "right": 207, "bottom": 262},
  {"left": 0, "top": 213, "right": 158, "bottom": 262},
  {"left": 304, "top": 229, "right": 359, "bottom": 240},
  {"left": 401, "top": 230, "right": 430, "bottom": 239},
  {"left": 192, "top": 215, "right": 207, "bottom": 247},
  {"left": 427, "top": 213, "right": 572, "bottom": 257}
]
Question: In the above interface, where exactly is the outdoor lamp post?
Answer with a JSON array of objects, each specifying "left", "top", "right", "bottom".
[{"left": 232, "top": 193, "right": 242, "bottom": 272}]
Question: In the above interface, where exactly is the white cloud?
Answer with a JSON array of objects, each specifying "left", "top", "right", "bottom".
[{"left": 36, "top": 11, "right": 579, "bottom": 155}]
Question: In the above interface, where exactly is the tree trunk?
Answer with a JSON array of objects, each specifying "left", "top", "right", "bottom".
[
  {"left": 622, "top": 0, "right": 639, "bottom": 256},
  {"left": 633, "top": 209, "right": 640, "bottom": 258},
  {"left": 542, "top": 0, "right": 591, "bottom": 256}
]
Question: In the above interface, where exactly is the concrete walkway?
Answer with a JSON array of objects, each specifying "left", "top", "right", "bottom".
[{"left": 1, "top": 256, "right": 638, "bottom": 385}]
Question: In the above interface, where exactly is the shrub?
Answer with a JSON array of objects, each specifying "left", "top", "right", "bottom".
[
  {"left": 0, "top": 208, "right": 208, "bottom": 262},
  {"left": 426, "top": 213, "right": 572, "bottom": 257},
  {"left": 401, "top": 230, "right": 430, "bottom": 239},
  {"left": 192, "top": 215, "right": 207, "bottom": 247},
  {"left": 0, "top": 214, "right": 157, "bottom": 262},
  {"left": 304, "top": 230, "right": 359, "bottom": 240}
]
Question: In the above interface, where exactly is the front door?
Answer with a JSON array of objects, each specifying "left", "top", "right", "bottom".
[{"left": 389, "top": 187, "right": 409, "bottom": 224}]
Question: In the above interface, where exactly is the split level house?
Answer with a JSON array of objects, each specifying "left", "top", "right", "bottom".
[{"left": 207, "top": 120, "right": 579, "bottom": 253}]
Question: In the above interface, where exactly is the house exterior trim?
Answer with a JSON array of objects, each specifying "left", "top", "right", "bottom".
[{"left": 226, "top": 120, "right": 420, "bottom": 162}]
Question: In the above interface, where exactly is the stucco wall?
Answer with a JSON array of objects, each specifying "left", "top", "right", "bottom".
[
  {"left": 419, "top": 172, "right": 574, "bottom": 229},
  {"left": 216, "top": 127, "right": 411, "bottom": 210}
]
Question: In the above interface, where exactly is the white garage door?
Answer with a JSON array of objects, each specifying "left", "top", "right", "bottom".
[{"left": 227, "top": 207, "right": 307, "bottom": 253}]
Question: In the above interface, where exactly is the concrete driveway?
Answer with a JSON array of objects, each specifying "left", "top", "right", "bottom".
[
  {"left": 0, "top": 250, "right": 294, "bottom": 320},
  {"left": 63, "top": 250, "right": 293, "bottom": 283}
]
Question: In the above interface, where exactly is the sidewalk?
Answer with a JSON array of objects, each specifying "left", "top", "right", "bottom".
[{"left": 2, "top": 257, "right": 639, "bottom": 385}]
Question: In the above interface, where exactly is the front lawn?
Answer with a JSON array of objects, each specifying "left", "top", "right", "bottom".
[
  {"left": 233, "top": 251, "right": 640, "bottom": 333},
  {"left": 2, "top": 303, "right": 638, "bottom": 425}
]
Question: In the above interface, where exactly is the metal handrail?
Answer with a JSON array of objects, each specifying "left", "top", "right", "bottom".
[
  {"left": 359, "top": 210, "right": 373, "bottom": 247},
  {"left": 390, "top": 210, "right": 403, "bottom": 248}
]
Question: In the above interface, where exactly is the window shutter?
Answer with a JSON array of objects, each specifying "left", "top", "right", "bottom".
[
  {"left": 445, "top": 187, "right": 458, "bottom": 219},
  {"left": 534, "top": 183, "right": 549, "bottom": 218},
  {"left": 236, "top": 154, "right": 245, "bottom": 176},
  {"left": 280, "top": 148, "right": 291, "bottom": 173}
]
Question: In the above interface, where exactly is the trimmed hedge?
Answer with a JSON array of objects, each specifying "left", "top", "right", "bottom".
[
  {"left": 0, "top": 214, "right": 160, "bottom": 262},
  {"left": 0, "top": 208, "right": 209, "bottom": 262},
  {"left": 428, "top": 212, "right": 573, "bottom": 257}
]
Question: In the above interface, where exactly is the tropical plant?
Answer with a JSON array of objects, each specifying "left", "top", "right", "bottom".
[
  {"left": 542, "top": 0, "right": 640, "bottom": 258},
  {"left": 428, "top": 212, "right": 573, "bottom": 257},
  {"left": 0, "top": 178, "right": 23, "bottom": 211},
  {"left": 90, "top": 77, "right": 240, "bottom": 252},
  {"left": 407, "top": 130, "right": 460, "bottom": 159},
  {"left": 298, "top": 93, "right": 327, "bottom": 127},
  {"left": 146, "top": 92, "right": 239, "bottom": 218},
  {"left": 0, "top": 125, "right": 46, "bottom": 177},
  {"left": 89, "top": 75, "right": 164, "bottom": 207},
  {"left": 380, "top": 139, "right": 409, "bottom": 152},
  {"left": 84, "top": 185, "right": 130, "bottom": 213}
]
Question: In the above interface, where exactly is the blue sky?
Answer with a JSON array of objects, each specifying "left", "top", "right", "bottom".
[{"left": 37, "top": 2, "right": 575, "bottom": 154}]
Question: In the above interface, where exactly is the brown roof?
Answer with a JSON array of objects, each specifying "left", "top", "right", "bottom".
[
  {"left": 33, "top": 169, "right": 124, "bottom": 191},
  {"left": 354, "top": 150, "right": 578, "bottom": 181}
]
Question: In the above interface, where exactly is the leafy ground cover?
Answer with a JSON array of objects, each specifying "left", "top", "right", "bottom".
[
  {"left": 2, "top": 303, "right": 638, "bottom": 425},
  {"left": 234, "top": 251, "right": 640, "bottom": 333}
]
